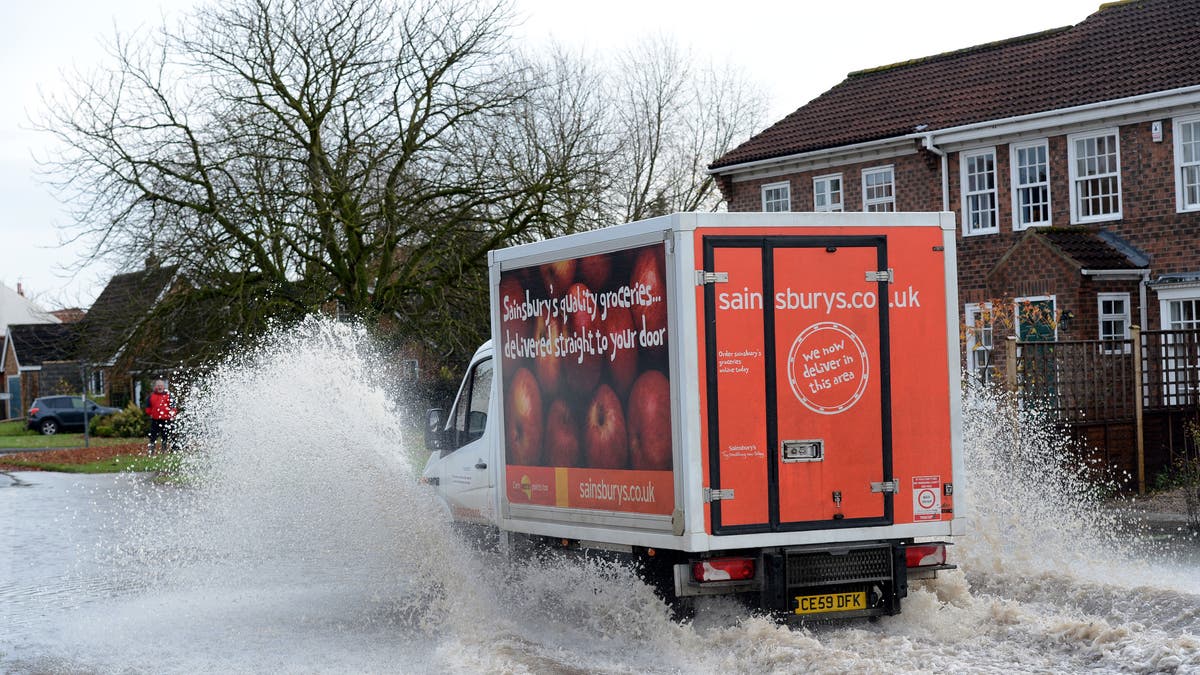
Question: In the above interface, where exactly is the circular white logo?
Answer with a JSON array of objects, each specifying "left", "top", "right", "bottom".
[
  {"left": 917, "top": 489, "right": 937, "bottom": 509},
  {"left": 786, "top": 322, "right": 870, "bottom": 415}
]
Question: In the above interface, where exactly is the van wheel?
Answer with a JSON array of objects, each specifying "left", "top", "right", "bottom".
[{"left": 39, "top": 419, "right": 59, "bottom": 435}]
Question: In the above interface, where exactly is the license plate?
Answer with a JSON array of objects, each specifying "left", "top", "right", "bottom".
[{"left": 794, "top": 591, "right": 867, "bottom": 615}]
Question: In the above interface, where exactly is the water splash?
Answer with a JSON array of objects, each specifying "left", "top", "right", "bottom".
[{"left": 956, "top": 381, "right": 1198, "bottom": 587}]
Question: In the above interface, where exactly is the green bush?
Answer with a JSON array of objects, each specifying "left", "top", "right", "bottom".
[{"left": 91, "top": 403, "right": 150, "bottom": 438}]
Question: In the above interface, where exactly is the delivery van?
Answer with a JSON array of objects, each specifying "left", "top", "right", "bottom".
[{"left": 422, "top": 211, "right": 965, "bottom": 621}]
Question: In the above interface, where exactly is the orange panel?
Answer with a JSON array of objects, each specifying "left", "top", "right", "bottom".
[
  {"left": 709, "top": 246, "right": 770, "bottom": 527},
  {"left": 772, "top": 245, "right": 885, "bottom": 524},
  {"left": 884, "top": 230, "right": 954, "bottom": 525}
]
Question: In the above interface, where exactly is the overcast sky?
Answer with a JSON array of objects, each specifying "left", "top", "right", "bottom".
[{"left": 0, "top": 0, "right": 1104, "bottom": 310}]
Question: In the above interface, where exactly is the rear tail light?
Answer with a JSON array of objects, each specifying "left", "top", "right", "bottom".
[
  {"left": 28, "top": 407, "right": 39, "bottom": 416},
  {"left": 692, "top": 557, "right": 755, "bottom": 582},
  {"left": 906, "top": 543, "right": 948, "bottom": 568}
]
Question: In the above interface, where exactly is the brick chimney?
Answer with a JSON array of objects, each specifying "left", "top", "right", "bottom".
[{"left": 16, "top": 282, "right": 24, "bottom": 297}]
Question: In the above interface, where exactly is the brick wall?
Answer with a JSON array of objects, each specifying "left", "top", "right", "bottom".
[
  {"left": 723, "top": 151, "right": 941, "bottom": 214},
  {"left": 1, "top": 339, "right": 17, "bottom": 419}
]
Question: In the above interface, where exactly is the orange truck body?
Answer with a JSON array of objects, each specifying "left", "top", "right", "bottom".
[{"left": 428, "top": 212, "right": 964, "bottom": 619}]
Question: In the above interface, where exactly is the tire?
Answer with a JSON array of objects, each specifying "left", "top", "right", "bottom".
[{"left": 39, "top": 418, "right": 60, "bottom": 435}]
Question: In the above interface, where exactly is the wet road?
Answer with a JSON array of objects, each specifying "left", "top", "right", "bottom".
[{"left": 2, "top": 469, "right": 1198, "bottom": 674}]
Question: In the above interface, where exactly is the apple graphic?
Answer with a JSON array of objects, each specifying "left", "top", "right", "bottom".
[
  {"left": 545, "top": 398, "right": 582, "bottom": 467},
  {"left": 603, "top": 305, "right": 637, "bottom": 398},
  {"left": 534, "top": 313, "right": 564, "bottom": 397},
  {"left": 584, "top": 384, "right": 629, "bottom": 469},
  {"left": 540, "top": 259, "right": 577, "bottom": 296},
  {"left": 579, "top": 254, "right": 612, "bottom": 290},
  {"left": 499, "top": 275, "right": 532, "bottom": 361},
  {"left": 630, "top": 246, "right": 668, "bottom": 353},
  {"left": 627, "top": 369, "right": 672, "bottom": 471},
  {"left": 564, "top": 282, "right": 602, "bottom": 396},
  {"left": 505, "top": 367, "right": 544, "bottom": 466},
  {"left": 515, "top": 264, "right": 544, "bottom": 295}
]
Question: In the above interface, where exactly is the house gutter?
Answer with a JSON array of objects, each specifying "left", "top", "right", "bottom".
[
  {"left": 922, "top": 134, "right": 949, "bottom": 212},
  {"left": 710, "top": 85, "right": 1200, "bottom": 178}
]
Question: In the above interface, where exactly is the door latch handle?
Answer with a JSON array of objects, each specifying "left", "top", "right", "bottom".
[{"left": 475, "top": 461, "right": 488, "bottom": 470}]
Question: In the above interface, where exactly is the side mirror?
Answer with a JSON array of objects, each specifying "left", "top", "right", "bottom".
[{"left": 424, "top": 408, "right": 446, "bottom": 452}]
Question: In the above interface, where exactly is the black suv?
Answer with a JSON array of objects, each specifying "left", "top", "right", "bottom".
[{"left": 26, "top": 396, "right": 121, "bottom": 435}]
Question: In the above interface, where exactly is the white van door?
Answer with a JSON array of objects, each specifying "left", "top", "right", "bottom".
[{"left": 430, "top": 356, "right": 496, "bottom": 523}]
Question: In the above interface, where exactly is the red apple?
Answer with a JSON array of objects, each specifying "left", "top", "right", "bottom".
[
  {"left": 627, "top": 370, "right": 672, "bottom": 471},
  {"left": 545, "top": 398, "right": 582, "bottom": 467},
  {"left": 499, "top": 275, "right": 533, "bottom": 362},
  {"left": 584, "top": 384, "right": 629, "bottom": 469},
  {"left": 505, "top": 367, "right": 544, "bottom": 466},
  {"left": 515, "top": 265, "right": 544, "bottom": 295},
  {"left": 564, "top": 282, "right": 602, "bottom": 396},
  {"left": 603, "top": 305, "right": 638, "bottom": 398},
  {"left": 540, "top": 259, "right": 577, "bottom": 296},
  {"left": 630, "top": 247, "right": 668, "bottom": 354},
  {"left": 579, "top": 254, "right": 612, "bottom": 290},
  {"left": 534, "top": 314, "right": 564, "bottom": 397}
]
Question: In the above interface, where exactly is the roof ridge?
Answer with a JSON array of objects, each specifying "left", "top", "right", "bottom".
[{"left": 845, "top": 26, "right": 1072, "bottom": 79}]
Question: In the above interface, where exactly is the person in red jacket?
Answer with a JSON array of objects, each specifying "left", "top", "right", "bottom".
[{"left": 145, "top": 378, "right": 177, "bottom": 455}]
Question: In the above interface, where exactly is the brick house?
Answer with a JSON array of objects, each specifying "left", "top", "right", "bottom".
[
  {"left": 709, "top": 0, "right": 1200, "bottom": 386},
  {"left": 1, "top": 323, "right": 80, "bottom": 420},
  {"left": 74, "top": 262, "right": 180, "bottom": 409}
]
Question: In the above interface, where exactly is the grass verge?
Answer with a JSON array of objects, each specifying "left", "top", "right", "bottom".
[
  {"left": 0, "top": 443, "right": 178, "bottom": 474},
  {"left": 0, "top": 418, "right": 139, "bottom": 449}
]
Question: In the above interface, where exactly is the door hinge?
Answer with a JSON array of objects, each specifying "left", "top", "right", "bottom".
[
  {"left": 703, "top": 487, "right": 735, "bottom": 502},
  {"left": 865, "top": 268, "right": 894, "bottom": 283},
  {"left": 695, "top": 270, "right": 729, "bottom": 286},
  {"left": 870, "top": 480, "right": 899, "bottom": 494}
]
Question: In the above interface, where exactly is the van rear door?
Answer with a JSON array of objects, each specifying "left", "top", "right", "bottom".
[{"left": 703, "top": 236, "right": 893, "bottom": 534}]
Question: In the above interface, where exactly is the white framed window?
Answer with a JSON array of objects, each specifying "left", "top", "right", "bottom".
[
  {"left": 1156, "top": 287, "right": 1200, "bottom": 405},
  {"left": 1161, "top": 293, "right": 1200, "bottom": 331},
  {"left": 1011, "top": 140, "right": 1051, "bottom": 229},
  {"left": 1068, "top": 129, "right": 1122, "bottom": 223},
  {"left": 89, "top": 369, "right": 105, "bottom": 396},
  {"left": 961, "top": 148, "right": 998, "bottom": 235},
  {"left": 1175, "top": 115, "right": 1200, "bottom": 212},
  {"left": 1097, "top": 292, "right": 1131, "bottom": 353},
  {"left": 964, "top": 302, "right": 996, "bottom": 381},
  {"left": 813, "top": 174, "right": 843, "bottom": 212},
  {"left": 862, "top": 166, "right": 895, "bottom": 212},
  {"left": 761, "top": 181, "right": 791, "bottom": 212}
]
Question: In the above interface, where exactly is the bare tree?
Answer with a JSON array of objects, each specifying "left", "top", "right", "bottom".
[
  {"left": 41, "top": 2, "right": 766, "bottom": 367},
  {"left": 41, "top": 0, "right": 597, "bottom": 363},
  {"left": 608, "top": 36, "right": 768, "bottom": 222}
]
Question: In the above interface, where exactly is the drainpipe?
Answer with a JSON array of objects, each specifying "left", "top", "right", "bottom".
[
  {"left": 1138, "top": 269, "right": 1151, "bottom": 330},
  {"left": 923, "top": 133, "right": 949, "bottom": 212}
]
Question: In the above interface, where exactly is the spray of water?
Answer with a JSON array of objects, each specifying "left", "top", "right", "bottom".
[
  {"left": 6, "top": 317, "right": 1195, "bottom": 673},
  {"left": 956, "top": 381, "right": 1142, "bottom": 577}
]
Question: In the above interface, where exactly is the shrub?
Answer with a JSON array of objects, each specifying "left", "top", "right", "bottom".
[{"left": 91, "top": 403, "right": 150, "bottom": 438}]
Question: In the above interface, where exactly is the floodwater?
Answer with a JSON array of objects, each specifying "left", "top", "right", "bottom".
[{"left": 1, "top": 318, "right": 1198, "bottom": 674}]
